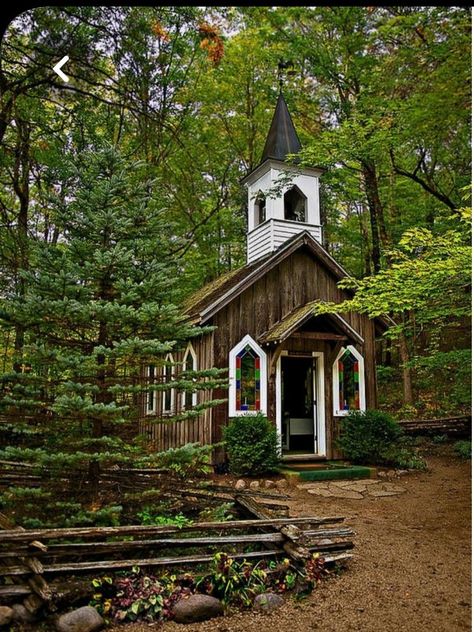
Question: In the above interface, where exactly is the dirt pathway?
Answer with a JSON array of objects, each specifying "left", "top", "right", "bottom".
[{"left": 114, "top": 452, "right": 471, "bottom": 632}]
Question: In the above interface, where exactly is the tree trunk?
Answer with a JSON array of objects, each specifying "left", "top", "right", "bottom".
[
  {"left": 399, "top": 330, "right": 414, "bottom": 406},
  {"left": 12, "top": 116, "right": 31, "bottom": 372},
  {"left": 362, "top": 160, "right": 388, "bottom": 273}
]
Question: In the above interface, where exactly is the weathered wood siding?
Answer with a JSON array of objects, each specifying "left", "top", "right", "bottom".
[
  {"left": 138, "top": 333, "right": 214, "bottom": 451},
  {"left": 210, "top": 247, "right": 378, "bottom": 459}
]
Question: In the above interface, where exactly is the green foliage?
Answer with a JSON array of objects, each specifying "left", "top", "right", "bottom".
[
  {"left": 90, "top": 568, "right": 190, "bottom": 623},
  {"left": 91, "top": 551, "right": 336, "bottom": 622},
  {"left": 198, "top": 502, "right": 235, "bottom": 523},
  {"left": 137, "top": 443, "right": 214, "bottom": 478},
  {"left": 336, "top": 409, "right": 403, "bottom": 465},
  {"left": 337, "top": 410, "right": 427, "bottom": 469},
  {"left": 223, "top": 413, "right": 280, "bottom": 476},
  {"left": 454, "top": 441, "right": 471, "bottom": 460},
  {"left": 432, "top": 434, "right": 449, "bottom": 444},
  {"left": 197, "top": 552, "right": 268, "bottom": 606},
  {"left": 136, "top": 509, "right": 192, "bottom": 528}
]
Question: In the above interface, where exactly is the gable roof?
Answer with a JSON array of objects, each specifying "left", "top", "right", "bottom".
[
  {"left": 184, "top": 231, "right": 356, "bottom": 325},
  {"left": 258, "top": 300, "right": 364, "bottom": 346}
]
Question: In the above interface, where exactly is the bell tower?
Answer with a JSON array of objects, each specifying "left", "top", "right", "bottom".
[{"left": 242, "top": 92, "right": 323, "bottom": 264}]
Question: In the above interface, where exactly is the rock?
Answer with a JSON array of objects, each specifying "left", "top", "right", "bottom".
[
  {"left": 368, "top": 489, "right": 399, "bottom": 497},
  {"left": 307, "top": 487, "right": 334, "bottom": 497},
  {"left": 55, "top": 606, "right": 104, "bottom": 632},
  {"left": 387, "top": 470, "right": 396, "bottom": 478},
  {"left": 276, "top": 478, "right": 288, "bottom": 489},
  {"left": 378, "top": 471, "right": 387, "bottom": 478},
  {"left": 0, "top": 606, "right": 13, "bottom": 627},
  {"left": 173, "top": 594, "right": 224, "bottom": 623},
  {"left": 264, "top": 480, "right": 276, "bottom": 488},
  {"left": 327, "top": 487, "right": 364, "bottom": 500},
  {"left": 397, "top": 469, "right": 409, "bottom": 476},
  {"left": 235, "top": 479, "right": 246, "bottom": 490},
  {"left": 11, "top": 604, "right": 36, "bottom": 624},
  {"left": 249, "top": 480, "right": 260, "bottom": 490},
  {"left": 253, "top": 592, "right": 284, "bottom": 613}
]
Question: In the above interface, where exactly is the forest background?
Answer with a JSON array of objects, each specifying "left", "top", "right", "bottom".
[{"left": 0, "top": 6, "right": 470, "bottom": 527}]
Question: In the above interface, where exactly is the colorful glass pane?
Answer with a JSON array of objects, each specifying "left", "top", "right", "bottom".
[
  {"left": 236, "top": 344, "right": 261, "bottom": 411},
  {"left": 338, "top": 350, "right": 360, "bottom": 412}
]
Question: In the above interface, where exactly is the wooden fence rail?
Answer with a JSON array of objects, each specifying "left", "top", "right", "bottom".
[{"left": 0, "top": 511, "right": 354, "bottom": 605}]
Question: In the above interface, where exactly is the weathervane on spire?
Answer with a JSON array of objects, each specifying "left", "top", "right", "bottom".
[{"left": 278, "top": 59, "right": 296, "bottom": 91}]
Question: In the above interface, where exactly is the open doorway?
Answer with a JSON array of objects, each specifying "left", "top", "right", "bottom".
[{"left": 281, "top": 356, "right": 316, "bottom": 454}]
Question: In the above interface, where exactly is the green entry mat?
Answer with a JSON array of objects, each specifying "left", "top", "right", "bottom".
[{"left": 280, "top": 462, "right": 375, "bottom": 481}]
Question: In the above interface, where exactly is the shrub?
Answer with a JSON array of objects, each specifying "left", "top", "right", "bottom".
[
  {"left": 454, "top": 440, "right": 471, "bottom": 459},
  {"left": 336, "top": 409, "right": 403, "bottom": 465},
  {"left": 223, "top": 413, "right": 280, "bottom": 476}
]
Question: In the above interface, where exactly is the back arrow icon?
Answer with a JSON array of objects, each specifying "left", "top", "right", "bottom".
[{"left": 53, "top": 56, "right": 70, "bottom": 83}]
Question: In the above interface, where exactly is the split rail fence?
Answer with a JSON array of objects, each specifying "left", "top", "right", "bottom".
[{"left": 0, "top": 506, "right": 354, "bottom": 611}]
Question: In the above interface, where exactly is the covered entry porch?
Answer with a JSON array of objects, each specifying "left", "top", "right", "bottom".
[{"left": 259, "top": 300, "right": 364, "bottom": 460}]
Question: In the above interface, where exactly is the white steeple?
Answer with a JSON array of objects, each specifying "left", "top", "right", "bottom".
[{"left": 242, "top": 93, "right": 323, "bottom": 264}]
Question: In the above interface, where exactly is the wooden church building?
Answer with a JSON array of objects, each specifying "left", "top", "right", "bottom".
[{"left": 140, "top": 93, "right": 385, "bottom": 461}]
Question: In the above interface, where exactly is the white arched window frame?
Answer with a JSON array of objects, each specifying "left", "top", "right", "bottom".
[
  {"left": 182, "top": 343, "right": 198, "bottom": 410},
  {"left": 229, "top": 334, "right": 267, "bottom": 417},
  {"left": 333, "top": 345, "right": 366, "bottom": 416},
  {"left": 146, "top": 364, "right": 157, "bottom": 415},
  {"left": 162, "top": 353, "right": 175, "bottom": 415}
]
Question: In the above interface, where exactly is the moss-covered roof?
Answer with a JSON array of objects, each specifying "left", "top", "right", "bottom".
[
  {"left": 259, "top": 300, "right": 322, "bottom": 344},
  {"left": 183, "top": 254, "right": 272, "bottom": 322}
]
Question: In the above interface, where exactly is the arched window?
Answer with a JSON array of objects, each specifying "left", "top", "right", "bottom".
[
  {"left": 182, "top": 343, "right": 198, "bottom": 410},
  {"left": 146, "top": 364, "right": 157, "bottom": 414},
  {"left": 254, "top": 191, "right": 266, "bottom": 227},
  {"left": 162, "top": 353, "right": 175, "bottom": 414},
  {"left": 333, "top": 346, "right": 366, "bottom": 416},
  {"left": 229, "top": 335, "right": 267, "bottom": 416},
  {"left": 284, "top": 185, "right": 306, "bottom": 222}
]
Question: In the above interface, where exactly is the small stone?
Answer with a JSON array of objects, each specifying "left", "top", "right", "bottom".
[
  {"left": 249, "top": 480, "right": 260, "bottom": 490},
  {"left": 11, "top": 604, "right": 36, "bottom": 624},
  {"left": 253, "top": 592, "right": 284, "bottom": 613},
  {"left": 387, "top": 470, "right": 396, "bottom": 478},
  {"left": 264, "top": 480, "right": 276, "bottom": 489},
  {"left": 0, "top": 606, "right": 13, "bottom": 627},
  {"left": 378, "top": 471, "right": 387, "bottom": 478},
  {"left": 173, "top": 594, "right": 224, "bottom": 623},
  {"left": 55, "top": 606, "right": 104, "bottom": 632},
  {"left": 397, "top": 469, "right": 409, "bottom": 476},
  {"left": 380, "top": 483, "right": 406, "bottom": 493},
  {"left": 235, "top": 479, "right": 246, "bottom": 490},
  {"left": 307, "top": 487, "right": 334, "bottom": 497},
  {"left": 276, "top": 479, "right": 288, "bottom": 489}
]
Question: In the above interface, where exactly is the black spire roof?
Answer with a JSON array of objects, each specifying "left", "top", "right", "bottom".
[{"left": 260, "top": 92, "right": 302, "bottom": 163}]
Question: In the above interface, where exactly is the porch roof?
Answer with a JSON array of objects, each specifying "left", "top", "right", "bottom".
[{"left": 258, "top": 300, "right": 364, "bottom": 346}]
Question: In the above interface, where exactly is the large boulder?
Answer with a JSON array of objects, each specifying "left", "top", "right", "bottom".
[
  {"left": 173, "top": 594, "right": 224, "bottom": 623},
  {"left": 253, "top": 592, "right": 284, "bottom": 613},
  {"left": 0, "top": 606, "right": 13, "bottom": 627},
  {"left": 55, "top": 606, "right": 104, "bottom": 632}
]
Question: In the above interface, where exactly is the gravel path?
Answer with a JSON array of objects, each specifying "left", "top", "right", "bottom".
[{"left": 111, "top": 450, "right": 471, "bottom": 632}]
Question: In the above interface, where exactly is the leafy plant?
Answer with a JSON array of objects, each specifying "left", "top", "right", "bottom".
[
  {"left": 136, "top": 509, "right": 192, "bottom": 528},
  {"left": 198, "top": 502, "right": 235, "bottom": 523},
  {"left": 196, "top": 552, "right": 268, "bottom": 606},
  {"left": 223, "top": 413, "right": 280, "bottom": 476},
  {"left": 432, "top": 434, "right": 449, "bottom": 444},
  {"left": 336, "top": 409, "right": 403, "bottom": 465},
  {"left": 454, "top": 440, "right": 471, "bottom": 459}
]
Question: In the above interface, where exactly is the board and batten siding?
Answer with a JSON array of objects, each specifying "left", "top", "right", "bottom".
[
  {"left": 210, "top": 247, "right": 377, "bottom": 459},
  {"left": 138, "top": 332, "right": 214, "bottom": 451}
]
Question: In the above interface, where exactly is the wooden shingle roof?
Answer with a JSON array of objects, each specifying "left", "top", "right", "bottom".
[{"left": 258, "top": 300, "right": 365, "bottom": 345}]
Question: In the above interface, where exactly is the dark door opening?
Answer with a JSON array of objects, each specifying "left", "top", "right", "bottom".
[{"left": 281, "top": 356, "right": 315, "bottom": 453}]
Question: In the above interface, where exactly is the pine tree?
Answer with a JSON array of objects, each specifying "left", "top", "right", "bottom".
[{"left": 0, "top": 146, "right": 226, "bottom": 526}]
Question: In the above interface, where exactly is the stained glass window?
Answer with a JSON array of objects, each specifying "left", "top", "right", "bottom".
[
  {"left": 236, "top": 344, "right": 261, "bottom": 412},
  {"left": 338, "top": 349, "right": 360, "bottom": 412}
]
